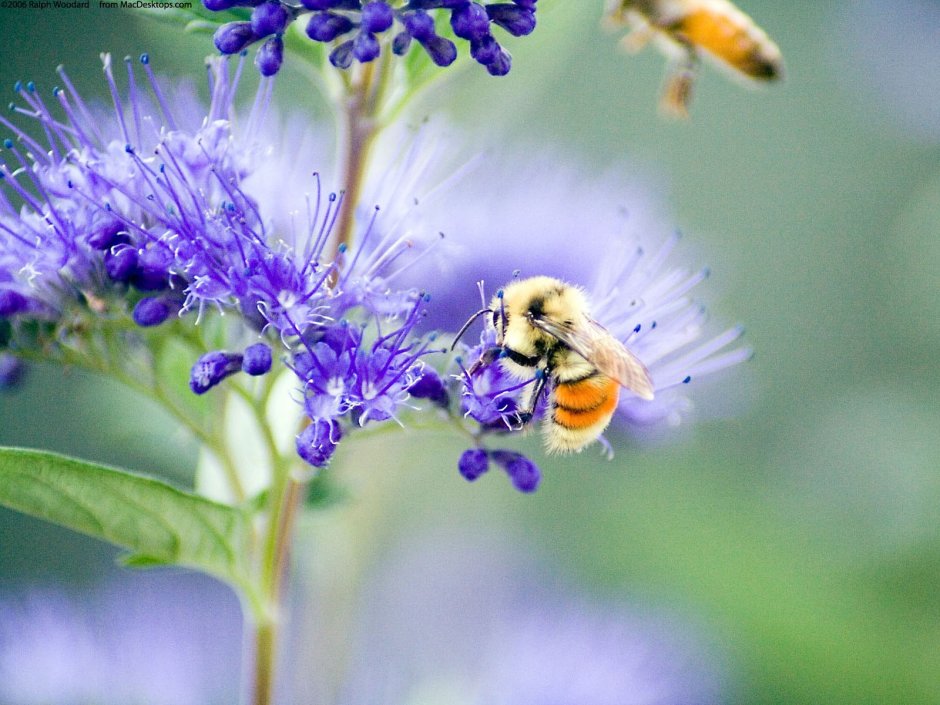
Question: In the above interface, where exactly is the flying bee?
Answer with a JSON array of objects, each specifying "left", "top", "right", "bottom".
[
  {"left": 604, "top": 0, "right": 783, "bottom": 117},
  {"left": 454, "top": 276, "right": 654, "bottom": 454}
]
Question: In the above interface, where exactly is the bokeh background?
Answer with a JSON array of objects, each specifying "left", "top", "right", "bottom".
[{"left": 1, "top": 1, "right": 939, "bottom": 703}]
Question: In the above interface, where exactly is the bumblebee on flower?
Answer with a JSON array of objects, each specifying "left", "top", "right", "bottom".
[{"left": 447, "top": 236, "right": 749, "bottom": 492}]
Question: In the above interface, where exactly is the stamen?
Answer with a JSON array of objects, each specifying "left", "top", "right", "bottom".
[
  {"left": 56, "top": 64, "right": 104, "bottom": 143},
  {"left": 123, "top": 56, "right": 143, "bottom": 149},
  {"left": 100, "top": 54, "right": 130, "bottom": 145},
  {"left": 140, "top": 54, "right": 178, "bottom": 131}
]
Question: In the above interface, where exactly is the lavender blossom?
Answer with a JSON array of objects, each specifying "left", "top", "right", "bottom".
[
  {"left": 205, "top": 0, "right": 538, "bottom": 75},
  {"left": 831, "top": 0, "right": 940, "bottom": 143},
  {"left": 0, "top": 573, "right": 242, "bottom": 705},
  {"left": 331, "top": 536, "right": 727, "bottom": 705},
  {"left": 0, "top": 54, "right": 442, "bottom": 469}
]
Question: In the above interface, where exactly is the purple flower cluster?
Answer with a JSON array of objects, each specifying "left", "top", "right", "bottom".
[
  {"left": 0, "top": 55, "right": 441, "bottom": 468},
  {"left": 207, "top": 0, "right": 537, "bottom": 76},
  {"left": 290, "top": 300, "right": 445, "bottom": 463}
]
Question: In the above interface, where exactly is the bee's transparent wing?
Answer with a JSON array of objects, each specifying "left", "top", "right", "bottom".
[{"left": 529, "top": 315, "right": 655, "bottom": 400}]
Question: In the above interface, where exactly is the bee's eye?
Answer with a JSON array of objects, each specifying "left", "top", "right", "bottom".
[{"left": 492, "top": 310, "right": 499, "bottom": 328}]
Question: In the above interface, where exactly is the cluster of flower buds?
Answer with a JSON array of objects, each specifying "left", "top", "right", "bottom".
[
  {"left": 207, "top": 0, "right": 537, "bottom": 76},
  {"left": 189, "top": 343, "right": 273, "bottom": 394},
  {"left": 459, "top": 447, "right": 540, "bottom": 492}
]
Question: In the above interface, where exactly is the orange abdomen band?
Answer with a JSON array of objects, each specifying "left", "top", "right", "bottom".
[
  {"left": 678, "top": 9, "right": 775, "bottom": 79},
  {"left": 553, "top": 377, "right": 620, "bottom": 430}
]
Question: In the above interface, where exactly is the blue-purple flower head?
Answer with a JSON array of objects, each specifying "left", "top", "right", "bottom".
[
  {"left": 334, "top": 535, "right": 728, "bottom": 705},
  {"left": 207, "top": 0, "right": 537, "bottom": 76},
  {"left": 0, "top": 54, "right": 444, "bottom": 469},
  {"left": 0, "top": 573, "right": 242, "bottom": 705}
]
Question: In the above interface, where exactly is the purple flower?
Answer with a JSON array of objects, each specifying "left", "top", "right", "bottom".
[
  {"left": 0, "top": 55, "right": 444, "bottom": 468},
  {"left": 329, "top": 535, "right": 727, "bottom": 705},
  {"left": 189, "top": 350, "right": 244, "bottom": 394},
  {"left": 201, "top": 0, "right": 536, "bottom": 75},
  {"left": 293, "top": 295, "right": 442, "bottom": 432},
  {"left": 831, "top": 0, "right": 940, "bottom": 144},
  {"left": 0, "top": 573, "right": 242, "bottom": 705},
  {"left": 296, "top": 417, "right": 342, "bottom": 466}
]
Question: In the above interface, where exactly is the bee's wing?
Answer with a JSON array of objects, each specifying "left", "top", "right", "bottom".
[{"left": 530, "top": 316, "right": 655, "bottom": 400}]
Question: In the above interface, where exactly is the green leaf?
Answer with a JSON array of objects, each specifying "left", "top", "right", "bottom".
[{"left": 0, "top": 447, "right": 253, "bottom": 590}]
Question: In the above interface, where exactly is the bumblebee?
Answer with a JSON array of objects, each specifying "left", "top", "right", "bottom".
[
  {"left": 605, "top": 0, "right": 783, "bottom": 116},
  {"left": 456, "top": 276, "right": 654, "bottom": 453}
]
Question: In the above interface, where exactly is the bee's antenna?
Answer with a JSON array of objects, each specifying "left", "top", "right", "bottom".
[
  {"left": 497, "top": 289, "right": 507, "bottom": 338},
  {"left": 450, "top": 308, "right": 493, "bottom": 351}
]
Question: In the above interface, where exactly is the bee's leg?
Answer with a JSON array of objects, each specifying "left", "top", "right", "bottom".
[
  {"left": 660, "top": 46, "right": 699, "bottom": 118},
  {"left": 620, "top": 26, "right": 655, "bottom": 53},
  {"left": 467, "top": 345, "right": 502, "bottom": 376},
  {"left": 517, "top": 368, "right": 551, "bottom": 426}
]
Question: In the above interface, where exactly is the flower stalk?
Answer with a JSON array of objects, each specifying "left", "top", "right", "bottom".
[{"left": 331, "top": 46, "right": 394, "bottom": 260}]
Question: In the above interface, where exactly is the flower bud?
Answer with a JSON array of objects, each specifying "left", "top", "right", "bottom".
[
  {"left": 329, "top": 41, "right": 356, "bottom": 69},
  {"left": 255, "top": 35, "right": 284, "bottom": 76},
  {"left": 470, "top": 34, "right": 500, "bottom": 65},
  {"left": 296, "top": 418, "right": 342, "bottom": 467},
  {"left": 86, "top": 220, "right": 126, "bottom": 251},
  {"left": 0, "top": 354, "right": 24, "bottom": 389},
  {"left": 451, "top": 1, "right": 489, "bottom": 41},
  {"left": 132, "top": 297, "right": 172, "bottom": 327},
  {"left": 306, "top": 12, "right": 354, "bottom": 41},
  {"left": 491, "top": 449, "right": 540, "bottom": 492},
  {"left": 408, "top": 368, "right": 449, "bottom": 406},
  {"left": 486, "top": 3, "right": 535, "bottom": 36},
  {"left": 486, "top": 48, "right": 512, "bottom": 76},
  {"left": 104, "top": 246, "right": 138, "bottom": 283},
  {"left": 214, "top": 22, "right": 258, "bottom": 55},
  {"left": 241, "top": 342, "right": 273, "bottom": 375},
  {"left": 251, "top": 1, "right": 289, "bottom": 37},
  {"left": 422, "top": 35, "right": 458, "bottom": 66},
  {"left": 403, "top": 9, "right": 435, "bottom": 40},
  {"left": 361, "top": 1, "right": 394, "bottom": 33},
  {"left": 458, "top": 448, "right": 490, "bottom": 482},
  {"left": 189, "top": 350, "right": 243, "bottom": 394},
  {"left": 352, "top": 32, "right": 381, "bottom": 62},
  {"left": 132, "top": 246, "right": 172, "bottom": 292}
]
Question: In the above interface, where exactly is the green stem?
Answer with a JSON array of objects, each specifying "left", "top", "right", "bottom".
[
  {"left": 246, "top": 42, "right": 397, "bottom": 705},
  {"left": 248, "top": 467, "right": 307, "bottom": 705},
  {"left": 250, "top": 618, "right": 277, "bottom": 705},
  {"left": 329, "top": 47, "right": 395, "bottom": 262}
]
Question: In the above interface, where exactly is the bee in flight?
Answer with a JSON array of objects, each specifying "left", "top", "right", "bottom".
[
  {"left": 454, "top": 276, "right": 654, "bottom": 454},
  {"left": 604, "top": 0, "right": 783, "bottom": 117}
]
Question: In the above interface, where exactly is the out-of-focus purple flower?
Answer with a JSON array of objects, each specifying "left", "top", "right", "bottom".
[
  {"left": 0, "top": 572, "right": 242, "bottom": 705},
  {"left": 324, "top": 535, "right": 727, "bottom": 705},
  {"left": 203, "top": 0, "right": 537, "bottom": 75},
  {"left": 831, "top": 0, "right": 940, "bottom": 143}
]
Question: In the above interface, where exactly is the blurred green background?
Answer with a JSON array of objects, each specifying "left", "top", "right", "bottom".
[{"left": 1, "top": 1, "right": 939, "bottom": 703}]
